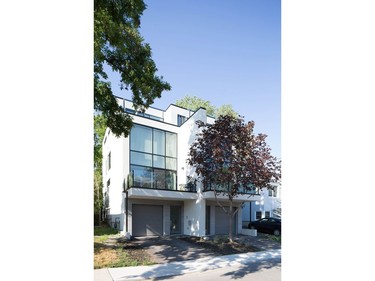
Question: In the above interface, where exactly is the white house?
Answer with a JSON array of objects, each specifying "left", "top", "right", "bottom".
[
  {"left": 241, "top": 183, "right": 281, "bottom": 228},
  {"left": 102, "top": 97, "right": 262, "bottom": 237}
]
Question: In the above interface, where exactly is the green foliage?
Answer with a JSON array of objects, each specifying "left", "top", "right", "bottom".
[
  {"left": 175, "top": 95, "right": 238, "bottom": 118},
  {"left": 94, "top": 224, "right": 119, "bottom": 236},
  {"left": 94, "top": 169, "right": 103, "bottom": 214},
  {"left": 175, "top": 95, "right": 216, "bottom": 117},
  {"left": 94, "top": 0, "right": 171, "bottom": 137},
  {"left": 94, "top": 114, "right": 107, "bottom": 216},
  {"left": 216, "top": 104, "right": 239, "bottom": 118},
  {"left": 94, "top": 114, "right": 107, "bottom": 169}
]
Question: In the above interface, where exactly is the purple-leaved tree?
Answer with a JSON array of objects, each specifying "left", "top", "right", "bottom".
[{"left": 188, "top": 115, "right": 281, "bottom": 242}]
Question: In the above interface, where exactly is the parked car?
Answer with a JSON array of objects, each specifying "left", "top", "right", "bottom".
[{"left": 248, "top": 218, "right": 281, "bottom": 236}]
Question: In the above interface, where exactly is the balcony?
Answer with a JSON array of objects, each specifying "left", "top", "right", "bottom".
[
  {"left": 203, "top": 183, "right": 261, "bottom": 202},
  {"left": 125, "top": 173, "right": 197, "bottom": 199},
  {"left": 203, "top": 183, "right": 259, "bottom": 195}
]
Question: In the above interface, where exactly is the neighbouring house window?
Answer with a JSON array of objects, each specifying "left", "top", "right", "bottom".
[
  {"left": 256, "top": 211, "right": 262, "bottom": 220},
  {"left": 177, "top": 114, "right": 187, "bottom": 126},
  {"left": 265, "top": 211, "right": 270, "bottom": 218},
  {"left": 108, "top": 152, "right": 111, "bottom": 170},
  {"left": 107, "top": 179, "right": 110, "bottom": 188},
  {"left": 268, "top": 188, "right": 278, "bottom": 197},
  {"left": 130, "top": 124, "right": 177, "bottom": 190}
]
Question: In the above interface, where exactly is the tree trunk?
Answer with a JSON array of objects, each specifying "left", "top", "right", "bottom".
[{"left": 228, "top": 199, "right": 233, "bottom": 242}]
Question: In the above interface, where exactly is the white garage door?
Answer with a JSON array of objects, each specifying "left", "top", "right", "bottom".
[
  {"left": 132, "top": 204, "right": 163, "bottom": 236},
  {"left": 215, "top": 206, "right": 237, "bottom": 235}
]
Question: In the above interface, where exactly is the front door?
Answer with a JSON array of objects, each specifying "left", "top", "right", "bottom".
[
  {"left": 205, "top": 206, "right": 211, "bottom": 235},
  {"left": 170, "top": 206, "right": 181, "bottom": 234}
]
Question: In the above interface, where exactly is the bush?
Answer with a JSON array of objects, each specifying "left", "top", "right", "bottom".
[{"left": 94, "top": 224, "right": 119, "bottom": 236}]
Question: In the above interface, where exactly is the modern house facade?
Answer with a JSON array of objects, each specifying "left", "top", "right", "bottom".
[{"left": 102, "top": 97, "right": 261, "bottom": 237}]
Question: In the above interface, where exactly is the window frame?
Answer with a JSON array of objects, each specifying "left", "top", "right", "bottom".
[
  {"left": 129, "top": 124, "right": 178, "bottom": 190},
  {"left": 256, "top": 211, "right": 262, "bottom": 220}
]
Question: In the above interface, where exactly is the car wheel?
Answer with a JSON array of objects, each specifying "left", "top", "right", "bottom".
[{"left": 273, "top": 229, "right": 280, "bottom": 236}]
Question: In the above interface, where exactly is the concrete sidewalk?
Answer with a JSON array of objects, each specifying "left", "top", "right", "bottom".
[{"left": 94, "top": 249, "right": 281, "bottom": 281}]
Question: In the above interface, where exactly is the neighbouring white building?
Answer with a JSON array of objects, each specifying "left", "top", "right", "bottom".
[
  {"left": 241, "top": 183, "right": 281, "bottom": 228},
  {"left": 102, "top": 97, "right": 262, "bottom": 237}
]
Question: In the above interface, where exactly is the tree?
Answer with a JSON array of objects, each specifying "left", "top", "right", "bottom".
[
  {"left": 216, "top": 104, "right": 239, "bottom": 119},
  {"left": 94, "top": 0, "right": 171, "bottom": 137},
  {"left": 175, "top": 95, "right": 238, "bottom": 118},
  {"left": 94, "top": 114, "right": 107, "bottom": 224},
  {"left": 188, "top": 115, "right": 281, "bottom": 242},
  {"left": 175, "top": 95, "right": 216, "bottom": 117}
]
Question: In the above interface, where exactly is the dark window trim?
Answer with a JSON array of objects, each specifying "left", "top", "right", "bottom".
[{"left": 129, "top": 124, "right": 178, "bottom": 190}]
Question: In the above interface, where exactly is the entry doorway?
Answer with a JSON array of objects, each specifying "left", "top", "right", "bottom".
[
  {"left": 170, "top": 206, "right": 182, "bottom": 234},
  {"left": 205, "top": 206, "right": 211, "bottom": 235}
]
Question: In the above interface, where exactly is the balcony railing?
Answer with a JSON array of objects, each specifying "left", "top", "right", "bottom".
[
  {"left": 204, "top": 183, "right": 259, "bottom": 195},
  {"left": 126, "top": 174, "right": 197, "bottom": 193}
]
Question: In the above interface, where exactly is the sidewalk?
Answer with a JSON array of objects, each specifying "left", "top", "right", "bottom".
[{"left": 94, "top": 249, "right": 281, "bottom": 281}]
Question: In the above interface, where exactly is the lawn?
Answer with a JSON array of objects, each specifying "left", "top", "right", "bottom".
[{"left": 94, "top": 224, "right": 154, "bottom": 269}]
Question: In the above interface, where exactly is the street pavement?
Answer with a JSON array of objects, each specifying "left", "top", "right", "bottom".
[
  {"left": 94, "top": 249, "right": 281, "bottom": 281},
  {"left": 152, "top": 263, "right": 281, "bottom": 281}
]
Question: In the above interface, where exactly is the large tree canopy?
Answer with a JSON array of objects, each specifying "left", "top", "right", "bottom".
[
  {"left": 94, "top": 0, "right": 171, "bottom": 137},
  {"left": 188, "top": 115, "right": 281, "bottom": 241}
]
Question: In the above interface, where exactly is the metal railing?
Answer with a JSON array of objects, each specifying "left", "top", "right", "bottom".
[{"left": 204, "top": 183, "right": 259, "bottom": 195}]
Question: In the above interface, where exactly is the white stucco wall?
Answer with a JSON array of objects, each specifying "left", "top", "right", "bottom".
[
  {"left": 183, "top": 181, "right": 206, "bottom": 237},
  {"left": 178, "top": 108, "right": 207, "bottom": 186},
  {"left": 102, "top": 129, "right": 125, "bottom": 215},
  {"left": 164, "top": 104, "right": 193, "bottom": 125}
]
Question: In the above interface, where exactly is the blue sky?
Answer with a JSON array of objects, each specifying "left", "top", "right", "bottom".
[{"left": 105, "top": 0, "right": 281, "bottom": 158}]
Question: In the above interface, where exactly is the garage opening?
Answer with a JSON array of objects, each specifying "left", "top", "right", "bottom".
[
  {"left": 215, "top": 206, "right": 237, "bottom": 235},
  {"left": 132, "top": 204, "right": 163, "bottom": 236}
]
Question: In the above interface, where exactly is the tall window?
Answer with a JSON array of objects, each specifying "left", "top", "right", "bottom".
[
  {"left": 130, "top": 124, "right": 177, "bottom": 190},
  {"left": 265, "top": 211, "right": 270, "bottom": 218}
]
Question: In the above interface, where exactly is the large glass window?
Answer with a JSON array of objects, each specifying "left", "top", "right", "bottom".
[
  {"left": 166, "top": 157, "right": 176, "bottom": 170},
  {"left": 130, "top": 125, "right": 152, "bottom": 153},
  {"left": 131, "top": 165, "right": 152, "bottom": 188},
  {"left": 130, "top": 124, "right": 177, "bottom": 190},
  {"left": 166, "top": 132, "right": 177, "bottom": 157},
  {"left": 153, "top": 155, "right": 165, "bottom": 169},
  {"left": 131, "top": 151, "right": 152, "bottom": 167},
  {"left": 153, "top": 169, "right": 166, "bottom": 189},
  {"left": 153, "top": 129, "right": 165, "bottom": 155},
  {"left": 166, "top": 171, "right": 176, "bottom": 190}
]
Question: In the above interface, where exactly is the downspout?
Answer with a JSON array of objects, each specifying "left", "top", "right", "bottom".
[
  {"left": 125, "top": 191, "right": 129, "bottom": 232},
  {"left": 249, "top": 201, "right": 252, "bottom": 224}
]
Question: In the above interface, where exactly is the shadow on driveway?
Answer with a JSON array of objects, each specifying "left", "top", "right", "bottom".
[
  {"left": 124, "top": 236, "right": 217, "bottom": 263},
  {"left": 120, "top": 233, "right": 280, "bottom": 264}
]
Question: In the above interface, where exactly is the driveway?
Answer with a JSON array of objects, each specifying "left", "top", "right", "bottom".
[
  {"left": 123, "top": 236, "right": 217, "bottom": 263},
  {"left": 121, "top": 233, "right": 281, "bottom": 264}
]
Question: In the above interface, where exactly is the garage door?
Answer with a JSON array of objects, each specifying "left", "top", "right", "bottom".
[
  {"left": 132, "top": 204, "right": 163, "bottom": 236},
  {"left": 215, "top": 206, "right": 237, "bottom": 235}
]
